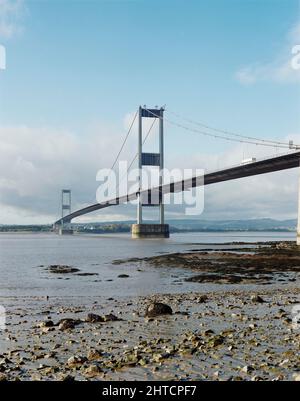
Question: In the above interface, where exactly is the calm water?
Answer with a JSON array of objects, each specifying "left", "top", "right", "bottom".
[{"left": 0, "top": 231, "right": 295, "bottom": 298}]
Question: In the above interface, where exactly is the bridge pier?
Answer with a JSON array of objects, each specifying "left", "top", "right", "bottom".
[
  {"left": 58, "top": 227, "right": 74, "bottom": 235},
  {"left": 53, "top": 223, "right": 74, "bottom": 235},
  {"left": 131, "top": 224, "right": 169, "bottom": 239}
]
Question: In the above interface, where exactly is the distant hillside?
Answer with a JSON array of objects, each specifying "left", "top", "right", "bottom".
[
  {"left": 73, "top": 218, "right": 297, "bottom": 233},
  {"left": 167, "top": 218, "right": 297, "bottom": 232},
  {"left": 0, "top": 218, "right": 296, "bottom": 233}
]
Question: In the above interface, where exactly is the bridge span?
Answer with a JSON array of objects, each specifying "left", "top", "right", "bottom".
[{"left": 54, "top": 150, "right": 300, "bottom": 229}]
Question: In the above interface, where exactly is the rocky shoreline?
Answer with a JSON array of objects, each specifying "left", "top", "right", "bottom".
[
  {"left": 0, "top": 242, "right": 299, "bottom": 381},
  {"left": 113, "top": 241, "right": 300, "bottom": 285},
  {"left": 0, "top": 287, "right": 299, "bottom": 381}
]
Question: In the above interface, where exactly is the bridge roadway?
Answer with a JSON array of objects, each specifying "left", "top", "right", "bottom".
[{"left": 54, "top": 151, "right": 300, "bottom": 225}]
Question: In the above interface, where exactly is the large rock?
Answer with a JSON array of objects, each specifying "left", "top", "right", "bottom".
[
  {"left": 145, "top": 302, "right": 173, "bottom": 317},
  {"left": 0, "top": 373, "right": 7, "bottom": 381},
  {"left": 58, "top": 318, "right": 80, "bottom": 331},
  {"left": 102, "top": 314, "right": 119, "bottom": 322},
  {"left": 46, "top": 265, "right": 80, "bottom": 274},
  {"left": 250, "top": 295, "right": 265, "bottom": 303},
  {"left": 293, "top": 373, "right": 300, "bottom": 381},
  {"left": 86, "top": 313, "right": 120, "bottom": 323},
  {"left": 87, "top": 349, "right": 103, "bottom": 361},
  {"left": 83, "top": 364, "right": 102, "bottom": 378},
  {"left": 86, "top": 313, "right": 104, "bottom": 323},
  {"left": 39, "top": 320, "right": 54, "bottom": 328},
  {"left": 67, "top": 355, "right": 86, "bottom": 368}
]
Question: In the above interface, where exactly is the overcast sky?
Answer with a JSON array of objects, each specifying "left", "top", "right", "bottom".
[{"left": 0, "top": 0, "right": 299, "bottom": 224}]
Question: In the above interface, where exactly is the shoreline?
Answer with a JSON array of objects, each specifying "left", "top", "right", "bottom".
[
  {"left": 113, "top": 241, "right": 300, "bottom": 285},
  {"left": 0, "top": 241, "right": 299, "bottom": 381},
  {"left": 0, "top": 286, "right": 299, "bottom": 381}
]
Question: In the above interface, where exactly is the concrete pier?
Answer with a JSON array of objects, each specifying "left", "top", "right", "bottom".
[
  {"left": 131, "top": 224, "right": 169, "bottom": 239},
  {"left": 58, "top": 228, "right": 74, "bottom": 235}
]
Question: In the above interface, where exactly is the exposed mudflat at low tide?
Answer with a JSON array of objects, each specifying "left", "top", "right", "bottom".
[
  {"left": 0, "top": 287, "right": 299, "bottom": 381},
  {"left": 0, "top": 234, "right": 299, "bottom": 381},
  {"left": 113, "top": 242, "right": 300, "bottom": 285}
]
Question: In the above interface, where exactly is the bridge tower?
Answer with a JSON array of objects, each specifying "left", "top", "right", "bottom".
[
  {"left": 131, "top": 106, "right": 169, "bottom": 239},
  {"left": 59, "top": 189, "right": 74, "bottom": 235}
]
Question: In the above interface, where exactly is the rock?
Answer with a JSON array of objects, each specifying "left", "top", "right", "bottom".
[
  {"left": 241, "top": 365, "right": 254, "bottom": 373},
  {"left": 83, "top": 364, "right": 102, "bottom": 377},
  {"left": 41, "top": 327, "right": 55, "bottom": 334},
  {"left": 0, "top": 357, "right": 11, "bottom": 364},
  {"left": 102, "top": 314, "right": 119, "bottom": 322},
  {"left": 75, "top": 273, "right": 99, "bottom": 276},
  {"left": 67, "top": 355, "right": 86, "bottom": 368},
  {"left": 152, "top": 353, "right": 164, "bottom": 363},
  {"left": 86, "top": 313, "right": 104, "bottom": 323},
  {"left": 0, "top": 373, "right": 7, "bottom": 381},
  {"left": 203, "top": 329, "right": 215, "bottom": 336},
  {"left": 61, "top": 374, "right": 75, "bottom": 381},
  {"left": 208, "top": 335, "right": 225, "bottom": 347},
  {"left": 86, "top": 313, "right": 119, "bottom": 323},
  {"left": 251, "top": 376, "right": 264, "bottom": 381},
  {"left": 123, "top": 353, "right": 139, "bottom": 366},
  {"left": 251, "top": 295, "right": 265, "bottom": 303},
  {"left": 118, "top": 274, "right": 129, "bottom": 278},
  {"left": 46, "top": 265, "right": 80, "bottom": 274},
  {"left": 197, "top": 295, "right": 208, "bottom": 303},
  {"left": 39, "top": 320, "right": 54, "bottom": 328},
  {"left": 293, "top": 373, "right": 300, "bottom": 381},
  {"left": 145, "top": 302, "right": 173, "bottom": 317},
  {"left": 44, "top": 352, "right": 56, "bottom": 359},
  {"left": 87, "top": 349, "right": 103, "bottom": 361},
  {"left": 58, "top": 319, "right": 79, "bottom": 331}
]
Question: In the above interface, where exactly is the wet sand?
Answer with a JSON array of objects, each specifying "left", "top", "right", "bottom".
[{"left": 0, "top": 241, "right": 299, "bottom": 381}]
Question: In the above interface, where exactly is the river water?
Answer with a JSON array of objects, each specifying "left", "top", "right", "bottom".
[{"left": 0, "top": 231, "right": 295, "bottom": 298}]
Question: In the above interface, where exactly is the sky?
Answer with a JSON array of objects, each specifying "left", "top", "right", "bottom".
[{"left": 0, "top": 0, "right": 300, "bottom": 224}]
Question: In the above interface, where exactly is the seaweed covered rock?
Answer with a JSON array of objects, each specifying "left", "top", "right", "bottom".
[{"left": 145, "top": 302, "right": 173, "bottom": 317}]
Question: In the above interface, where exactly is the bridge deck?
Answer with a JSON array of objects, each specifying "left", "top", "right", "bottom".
[{"left": 54, "top": 151, "right": 300, "bottom": 225}]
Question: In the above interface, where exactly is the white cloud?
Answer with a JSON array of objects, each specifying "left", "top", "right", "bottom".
[
  {"left": 164, "top": 137, "right": 300, "bottom": 221},
  {"left": 236, "top": 21, "right": 300, "bottom": 85},
  {"left": 0, "top": 119, "right": 139, "bottom": 224},
  {"left": 0, "top": 0, "right": 26, "bottom": 39},
  {"left": 0, "top": 115, "right": 300, "bottom": 224}
]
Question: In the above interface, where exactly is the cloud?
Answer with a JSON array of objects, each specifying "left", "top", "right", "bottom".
[
  {"left": 0, "top": 116, "right": 145, "bottom": 224},
  {"left": 0, "top": 110, "right": 167, "bottom": 224},
  {"left": 0, "top": 0, "right": 26, "bottom": 39},
  {"left": 235, "top": 22, "right": 300, "bottom": 85},
  {"left": 0, "top": 119, "right": 299, "bottom": 224},
  {"left": 163, "top": 136, "right": 300, "bottom": 221}
]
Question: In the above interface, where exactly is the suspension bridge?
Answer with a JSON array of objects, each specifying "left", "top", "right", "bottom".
[{"left": 54, "top": 106, "right": 300, "bottom": 243}]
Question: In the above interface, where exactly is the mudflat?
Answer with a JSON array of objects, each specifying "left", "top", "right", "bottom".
[{"left": 0, "top": 241, "right": 299, "bottom": 381}]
